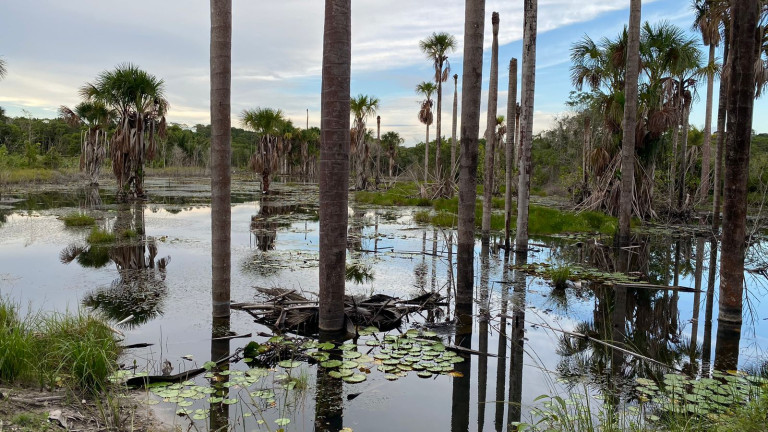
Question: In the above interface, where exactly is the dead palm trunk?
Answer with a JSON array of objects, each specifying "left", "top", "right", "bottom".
[
  {"left": 210, "top": 0, "right": 232, "bottom": 321},
  {"left": 318, "top": 0, "right": 351, "bottom": 333},
  {"left": 713, "top": 31, "right": 731, "bottom": 231},
  {"left": 376, "top": 115, "right": 381, "bottom": 186},
  {"left": 678, "top": 96, "right": 691, "bottom": 208},
  {"left": 670, "top": 116, "right": 680, "bottom": 207},
  {"left": 617, "top": 0, "right": 642, "bottom": 245},
  {"left": 715, "top": 0, "right": 758, "bottom": 372},
  {"left": 700, "top": 43, "right": 716, "bottom": 201},
  {"left": 505, "top": 58, "right": 518, "bottom": 249},
  {"left": 457, "top": 0, "right": 485, "bottom": 321},
  {"left": 435, "top": 78, "right": 443, "bottom": 185},
  {"left": 515, "top": 0, "right": 538, "bottom": 251},
  {"left": 482, "top": 12, "right": 500, "bottom": 242},
  {"left": 451, "top": 74, "right": 459, "bottom": 189},
  {"left": 582, "top": 117, "right": 591, "bottom": 184},
  {"left": 424, "top": 120, "right": 430, "bottom": 183}
]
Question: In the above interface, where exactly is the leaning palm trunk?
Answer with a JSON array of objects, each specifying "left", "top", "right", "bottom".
[
  {"left": 516, "top": 0, "right": 538, "bottom": 251},
  {"left": 482, "top": 12, "right": 500, "bottom": 242}
]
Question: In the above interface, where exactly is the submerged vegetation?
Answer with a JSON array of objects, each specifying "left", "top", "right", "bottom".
[{"left": 0, "top": 300, "right": 120, "bottom": 392}]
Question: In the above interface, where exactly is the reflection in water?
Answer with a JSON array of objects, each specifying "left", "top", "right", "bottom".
[
  {"left": 210, "top": 316, "right": 231, "bottom": 432},
  {"left": 250, "top": 196, "right": 296, "bottom": 252},
  {"left": 688, "top": 236, "right": 705, "bottom": 375},
  {"left": 494, "top": 252, "right": 510, "bottom": 432},
  {"left": 64, "top": 204, "right": 171, "bottom": 328},
  {"left": 507, "top": 251, "right": 527, "bottom": 428},
  {"left": 702, "top": 238, "right": 718, "bottom": 375},
  {"left": 314, "top": 332, "right": 344, "bottom": 431},
  {"left": 451, "top": 294, "right": 472, "bottom": 432},
  {"left": 478, "top": 243, "right": 491, "bottom": 431}
]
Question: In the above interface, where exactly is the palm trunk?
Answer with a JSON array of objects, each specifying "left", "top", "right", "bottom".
[
  {"left": 318, "top": 0, "right": 351, "bottom": 334},
  {"left": 715, "top": 0, "right": 758, "bottom": 372},
  {"left": 583, "top": 117, "right": 591, "bottom": 184},
  {"left": 210, "top": 0, "right": 232, "bottom": 321},
  {"left": 451, "top": 74, "right": 459, "bottom": 189},
  {"left": 482, "top": 12, "right": 500, "bottom": 242},
  {"left": 700, "top": 43, "right": 716, "bottom": 202},
  {"left": 713, "top": 31, "right": 730, "bottom": 231},
  {"left": 678, "top": 99, "right": 691, "bottom": 207},
  {"left": 435, "top": 72, "right": 443, "bottom": 184},
  {"left": 424, "top": 123, "right": 430, "bottom": 183},
  {"left": 457, "top": 0, "right": 485, "bottom": 321},
  {"left": 376, "top": 115, "right": 381, "bottom": 186},
  {"left": 515, "top": 0, "right": 538, "bottom": 251},
  {"left": 505, "top": 58, "right": 518, "bottom": 249},
  {"left": 617, "top": 0, "right": 641, "bottom": 245}
]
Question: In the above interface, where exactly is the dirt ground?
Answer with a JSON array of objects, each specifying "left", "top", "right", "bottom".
[{"left": 0, "top": 386, "right": 174, "bottom": 432}]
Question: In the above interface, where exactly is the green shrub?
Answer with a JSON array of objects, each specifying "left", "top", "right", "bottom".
[
  {"left": 87, "top": 227, "right": 115, "bottom": 244},
  {"left": 62, "top": 213, "right": 96, "bottom": 227},
  {"left": 413, "top": 211, "right": 432, "bottom": 224}
]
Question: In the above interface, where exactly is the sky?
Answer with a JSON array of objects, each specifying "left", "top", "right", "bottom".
[{"left": 0, "top": 0, "right": 765, "bottom": 147}]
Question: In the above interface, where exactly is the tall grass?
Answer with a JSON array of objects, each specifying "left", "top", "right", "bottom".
[
  {"left": 86, "top": 227, "right": 116, "bottom": 244},
  {"left": 0, "top": 299, "right": 120, "bottom": 392},
  {"left": 62, "top": 213, "right": 96, "bottom": 227}
]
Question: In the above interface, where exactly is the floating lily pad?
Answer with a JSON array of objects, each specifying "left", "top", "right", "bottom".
[
  {"left": 343, "top": 374, "right": 367, "bottom": 383},
  {"left": 417, "top": 371, "right": 432, "bottom": 378},
  {"left": 321, "top": 360, "right": 343, "bottom": 368},
  {"left": 342, "top": 351, "right": 362, "bottom": 359},
  {"left": 278, "top": 360, "right": 302, "bottom": 368}
]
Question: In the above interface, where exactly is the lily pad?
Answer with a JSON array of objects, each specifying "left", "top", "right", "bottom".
[{"left": 343, "top": 374, "right": 367, "bottom": 384}]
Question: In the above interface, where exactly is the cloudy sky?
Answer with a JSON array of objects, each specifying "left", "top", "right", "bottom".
[{"left": 0, "top": 0, "right": 765, "bottom": 146}]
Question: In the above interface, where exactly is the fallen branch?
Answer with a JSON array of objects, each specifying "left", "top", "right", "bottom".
[{"left": 125, "top": 348, "right": 243, "bottom": 387}]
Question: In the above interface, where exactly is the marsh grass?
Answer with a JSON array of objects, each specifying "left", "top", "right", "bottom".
[
  {"left": 547, "top": 265, "right": 572, "bottom": 289},
  {"left": 0, "top": 299, "right": 120, "bottom": 393},
  {"left": 86, "top": 227, "right": 116, "bottom": 244},
  {"left": 62, "top": 213, "right": 96, "bottom": 227}
]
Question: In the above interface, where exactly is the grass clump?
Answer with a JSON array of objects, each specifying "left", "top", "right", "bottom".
[
  {"left": 547, "top": 265, "right": 572, "bottom": 289},
  {"left": 355, "top": 182, "right": 431, "bottom": 207},
  {"left": 62, "top": 213, "right": 96, "bottom": 227},
  {"left": 0, "top": 299, "right": 120, "bottom": 392},
  {"left": 86, "top": 227, "right": 115, "bottom": 244},
  {"left": 119, "top": 229, "right": 137, "bottom": 239},
  {"left": 413, "top": 210, "right": 432, "bottom": 224}
]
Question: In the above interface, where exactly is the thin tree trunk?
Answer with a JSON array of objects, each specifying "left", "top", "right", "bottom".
[
  {"left": 715, "top": 0, "right": 758, "bottom": 372},
  {"left": 435, "top": 71, "right": 443, "bottom": 184},
  {"left": 670, "top": 120, "right": 679, "bottom": 206},
  {"left": 318, "top": 0, "right": 351, "bottom": 333},
  {"left": 457, "top": 0, "right": 485, "bottom": 322},
  {"left": 678, "top": 99, "right": 691, "bottom": 207},
  {"left": 583, "top": 117, "right": 591, "bottom": 184},
  {"left": 424, "top": 123, "right": 430, "bottom": 183},
  {"left": 617, "top": 0, "right": 641, "bottom": 245},
  {"left": 505, "top": 58, "right": 518, "bottom": 250},
  {"left": 451, "top": 74, "right": 459, "bottom": 189},
  {"left": 210, "top": 0, "right": 231, "bottom": 322},
  {"left": 515, "top": 0, "right": 538, "bottom": 251},
  {"left": 700, "top": 43, "right": 716, "bottom": 202},
  {"left": 376, "top": 115, "right": 381, "bottom": 187},
  {"left": 482, "top": 12, "right": 500, "bottom": 242},
  {"left": 713, "top": 32, "right": 730, "bottom": 231}
]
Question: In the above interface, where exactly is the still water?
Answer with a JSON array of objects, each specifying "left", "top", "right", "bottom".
[{"left": 1, "top": 179, "right": 766, "bottom": 431}]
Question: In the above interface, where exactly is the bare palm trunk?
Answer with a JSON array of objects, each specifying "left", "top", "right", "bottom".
[
  {"left": 482, "top": 12, "right": 500, "bottom": 242},
  {"left": 715, "top": 0, "right": 758, "bottom": 372},
  {"left": 210, "top": 0, "right": 232, "bottom": 321},
  {"left": 457, "top": 0, "right": 485, "bottom": 320},
  {"left": 424, "top": 123, "right": 430, "bottom": 183},
  {"left": 670, "top": 120, "right": 680, "bottom": 206},
  {"left": 617, "top": 0, "right": 641, "bottom": 245},
  {"left": 435, "top": 75, "right": 443, "bottom": 184},
  {"left": 582, "top": 117, "right": 591, "bottom": 184},
  {"left": 713, "top": 33, "right": 730, "bottom": 231},
  {"left": 700, "top": 43, "right": 716, "bottom": 201},
  {"left": 451, "top": 74, "right": 459, "bottom": 189},
  {"left": 678, "top": 99, "right": 691, "bottom": 207},
  {"left": 515, "top": 0, "right": 538, "bottom": 251},
  {"left": 376, "top": 115, "right": 381, "bottom": 187},
  {"left": 505, "top": 58, "right": 518, "bottom": 249},
  {"left": 318, "top": 0, "right": 351, "bottom": 333}
]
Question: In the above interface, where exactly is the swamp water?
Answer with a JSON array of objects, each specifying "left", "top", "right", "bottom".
[{"left": 1, "top": 179, "right": 767, "bottom": 431}]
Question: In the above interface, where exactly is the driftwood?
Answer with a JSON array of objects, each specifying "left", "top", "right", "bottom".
[
  {"left": 232, "top": 288, "right": 444, "bottom": 336},
  {"left": 124, "top": 348, "right": 243, "bottom": 387}
]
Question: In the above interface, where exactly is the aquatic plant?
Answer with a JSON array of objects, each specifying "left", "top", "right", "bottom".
[
  {"left": 62, "top": 212, "right": 96, "bottom": 227},
  {"left": 86, "top": 227, "right": 116, "bottom": 244}
]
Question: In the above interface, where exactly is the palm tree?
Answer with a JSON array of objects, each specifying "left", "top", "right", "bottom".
[
  {"left": 59, "top": 101, "right": 112, "bottom": 186},
  {"left": 319, "top": 0, "right": 351, "bottom": 334},
  {"left": 415, "top": 82, "right": 436, "bottom": 184},
  {"left": 692, "top": 0, "right": 727, "bottom": 202},
  {"left": 420, "top": 32, "right": 457, "bottom": 184},
  {"left": 450, "top": 73, "right": 459, "bottom": 188},
  {"left": 349, "top": 94, "right": 379, "bottom": 190},
  {"left": 715, "top": 0, "right": 759, "bottom": 372},
  {"left": 81, "top": 64, "right": 168, "bottom": 200},
  {"left": 210, "top": 0, "right": 232, "bottom": 325},
  {"left": 516, "top": 0, "right": 539, "bottom": 252},
  {"left": 241, "top": 107, "right": 287, "bottom": 194},
  {"left": 505, "top": 59, "right": 518, "bottom": 249},
  {"left": 381, "top": 131, "right": 403, "bottom": 177},
  {"left": 457, "top": 0, "right": 485, "bottom": 321},
  {"left": 483, "top": 12, "right": 501, "bottom": 242}
]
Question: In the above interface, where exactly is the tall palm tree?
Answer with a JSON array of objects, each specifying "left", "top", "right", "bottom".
[
  {"left": 210, "top": 0, "right": 232, "bottom": 325},
  {"left": 516, "top": 0, "right": 539, "bottom": 252},
  {"left": 715, "top": 0, "right": 759, "bottom": 372},
  {"left": 318, "top": 0, "right": 351, "bottom": 334},
  {"left": 381, "top": 131, "right": 403, "bottom": 178},
  {"left": 349, "top": 94, "right": 379, "bottom": 190},
  {"left": 457, "top": 0, "right": 485, "bottom": 322},
  {"left": 692, "top": 0, "right": 727, "bottom": 202},
  {"left": 505, "top": 58, "right": 518, "bottom": 249},
  {"left": 420, "top": 32, "right": 457, "bottom": 184},
  {"left": 416, "top": 81, "right": 436, "bottom": 184},
  {"left": 450, "top": 73, "right": 459, "bottom": 188},
  {"left": 59, "top": 101, "right": 112, "bottom": 186},
  {"left": 241, "top": 107, "right": 286, "bottom": 194},
  {"left": 81, "top": 64, "right": 168, "bottom": 200},
  {"left": 482, "top": 12, "right": 500, "bottom": 242}
]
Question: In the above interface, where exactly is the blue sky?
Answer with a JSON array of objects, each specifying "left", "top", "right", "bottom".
[{"left": 0, "top": 0, "right": 764, "bottom": 146}]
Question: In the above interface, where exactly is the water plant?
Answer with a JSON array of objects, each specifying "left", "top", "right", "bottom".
[
  {"left": 62, "top": 212, "right": 96, "bottom": 227},
  {"left": 86, "top": 227, "right": 115, "bottom": 244}
]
